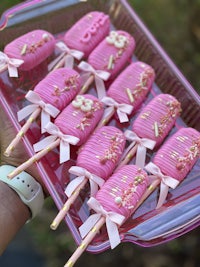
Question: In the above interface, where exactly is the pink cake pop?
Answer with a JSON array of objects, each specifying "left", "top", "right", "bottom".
[
  {"left": 0, "top": 29, "right": 55, "bottom": 77},
  {"left": 78, "top": 30, "right": 136, "bottom": 99},
  {"left": 4, "top": 67, "right": 81, "bottom": 156},
  {"left": 97, "top": 61, "right": 155, "bottom": 127},
  {"left": 64, "top": 165, "right": 149, "bottom": 267},
  {"left": 48, "top": 11, "right": 110, "bottom": 70},
  {"left": 8, "top": 94, "right": 104, "bottom": 179},
  {"left": 119, "top": 94, "right": 182, "bottom": 168},
  {"left": 50, "top": 126, "right": 126, "bottom": 230},
  {"left": 144, "top": 127, "right": 200, "bottom": 209}
]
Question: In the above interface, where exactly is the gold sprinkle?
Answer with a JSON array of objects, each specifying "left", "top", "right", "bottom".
[
  {"left": 50, "top": 222, "right": 57, "bottom": 228},
  {"left": 66, "top": 260, "right": 74, "bottom": 267},
  {"left": 79, "top": 243, "right": 86, "bottom": 249},
  {"left": 148, "top": 185, "right": 154, "bottom": 191},
  {"left": 176, "top": 136, "right": 187, "bottom": 142},
  {"left": 92, "top": 227, "right": 97, "bottom": 233},
  {"left": 126, "top": 88, "right": 134, "bottom": 103},
  {"left": 29, "top": 117, "right": 35, "bottom": 123},
  {"left": 121, "top": 175, "right": 128, "bottom": 183},
  {"left": 102, "top": 118, "right": 108, "bottom": 125},
  {"left": 20, "top": 44, "right": 27, "bottom": 55},
  {"left": 46, "top": 147, "right": 51, "bottom": 152},
  {"left": 18, "top": 131, "right": 24, "bottom": 137},
  {"left": 107, "top": 54, "right": 114, "bottom": 70},
  {"left": 140, "top": 111, "right": 151, "bottom": 119},
  {"left": 62, "top": 205, "right": 67, "bottom": 211},
  {"left": 154, "top": 121, "right": 159, "bottom": 137},
  {"left": 9, "top": 146, "right": 14, "bottom": 151},
  {"left": 170, "top": 151, "right": 179, "bottom": 159}
]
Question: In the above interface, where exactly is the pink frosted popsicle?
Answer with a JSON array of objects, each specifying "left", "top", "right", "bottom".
[
  {"left": 78, "top": 30, "right": 136, "bottom": 99},
  {"left": 144, "top": 127, "right": 200, "bottom": 208},
  {"left": 120, "top": 94, "right": 182, "bottom": 168},
  {"left": 49, "top": 11, "right": 110, "bottom": 70},
  {"left": 50, "top": 125, "right": 126, "bottom": 230},
  {"left": 7, "top": 94, "right": 104, "bottom": 179},
  {"left": 4, "top": 67, "right": 81, "bottom": 156},
  {"left": 98, "top": 61, "right": 155, "bottom": 126},
  {"left": 1, "top": 29, "right": 55, "bottom": 77},
  {"left": 64, "top": 165, "right": 149, "bottom": 267}
]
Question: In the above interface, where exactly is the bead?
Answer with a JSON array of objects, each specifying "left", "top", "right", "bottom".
[{"left": 115, "top": 196, "right": 122, "bottom": 204}]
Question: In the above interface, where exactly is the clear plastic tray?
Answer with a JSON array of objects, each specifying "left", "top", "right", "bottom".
[{"left": 0, "top": 0, "right": 199, "bottom": 253}]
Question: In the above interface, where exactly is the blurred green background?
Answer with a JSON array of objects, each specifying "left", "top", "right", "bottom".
[{"left": 0, "top": 1, "right": 199, "bottom": 267}]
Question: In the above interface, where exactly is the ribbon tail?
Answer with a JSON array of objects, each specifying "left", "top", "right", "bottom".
[
  {"left": 48, "top": 52, "right": 65, "bottom": 71},
  {"left": 135, "top": 145, "right": 147, "bottom": 168},
  {"left": 95, "top": 76, "right": 106, "bottom": 100},
  {"left": 64, "top": 176, "right": 85, "bottom": 197},
  {"left": 89, "top": 180, "right": 99, "bottom": 197},
  {"left": 106, "top": 218, "right": 121, "bottom": 249},
  {"left": 156, "top": 182, "right": 169, "bottom": 209},
  {"left": 116, "top": 109, "right": 129, "bottom": 123},
  {"left": 79, "top": 214, "right": 101, "bottom": 238},
  {"left": 17, "top": 104, "right": 39, "bottom": 122},
  {"left": 8, "top": 65, "right": 18, "bottom": 77},
  {"left": 60, "top": 141, "right": 70, "bottom": 163},
  {"left": 41, "top": 110, "right": 51, "bottom": 133},
  {"left": 64, "top": 54, "right": 74, "bottom": 69},
  {"left": 33, "top": 135, "right": 57, "bottom": 152}
]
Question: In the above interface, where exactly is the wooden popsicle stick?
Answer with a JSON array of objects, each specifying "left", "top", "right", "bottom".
[
  {"left": 4, "top": 107, "right": 41, "bottom": 157},
  {"left": 79, "top": 75, "right": 94, "bottom": 95},
  {"left": 115, "top": 144, "right": 138, "bottom": 171},
  {"left": 132, "top": 178, "right": 160, "bottom": 212},
  {"left": 7, "top": 138, "right": 60, "bottom": 179},
  {"left": 95, "top": 107, "right": 115, "bottom": 130},
  {"left": 51, "top": 55, "right": 66, "bottom": 71},
  {"left": 64, "top": 216, "right": 106, "bottom": 267},
  {"left": 50, "top": 178, "right": 88, "bottom": 230}
]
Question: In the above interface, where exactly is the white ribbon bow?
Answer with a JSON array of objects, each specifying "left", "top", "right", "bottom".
[
  {"left": 101, "top": 96, "right": 133, "bottom": 123},
  {"left": 65, "top": 166, "right": 105, "bottom": 197},
  {"left": 17, "top": 90, "right": 60, "bottom": 133},
  {"left": 33, "top": 122, "right": 80, "bottom": 163},
  {"left": 48, "top": 42, "right": 84, "bottom": 70},
  {"left": 145, "top": 162, "right": 180, "bottom": 208},
  {"left": 79, "top": 197, "right": 125, "bottom": 249},
  {"left": 78, "top": 61, "right": 111, "bottom": 99},
  {"left": 0, "top": 51, "right": 24, "bottom": 77},
  {"left": 124, "top": 130, "right": 156, "bottom": 168}
]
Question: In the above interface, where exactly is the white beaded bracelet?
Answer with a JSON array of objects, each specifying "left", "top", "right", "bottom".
[{"left": 0, "top": 165, "right": 44, "bottom": 221}]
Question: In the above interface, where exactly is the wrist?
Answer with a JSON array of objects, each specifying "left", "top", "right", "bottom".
[{"left": 0, "top": 165, "right": 44, "bottom": 221}]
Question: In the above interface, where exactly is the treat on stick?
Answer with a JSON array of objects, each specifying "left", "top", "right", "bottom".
[
  {"left": 143, "top": 127, "right": 200, "bottom": 209},
  {"left": 7, "top": 94, "right": 104, "bottom": 179},
  {"left": 48, "top": 11, "right": 110, "bottom": 70},
  {"left": 78, "top": 30, "right": 136, "bottom": 99},
  {"left": 118, "top": 94, "right": 182, "bottom": 168},
  {"left": 97, "top": 61, "right": 155, "bottom": 127},
  {"left": 4, "top": 67, "right": 81, "bottom": 156},
  {"left": 50, "top": 126, "right": 126, "bottom": 230},
  {"left": 64, "top": 165, "right": 149, "bottom": 267},
  {"left": 1, "top": 29, "right": 55, "bottom": 77}
]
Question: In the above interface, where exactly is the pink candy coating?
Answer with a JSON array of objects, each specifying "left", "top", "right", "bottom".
[
  {"left": 95, "top": 165, "right": 149, "bottom": 219},
  {"left": 34, "top": 68, "right": 81, "bottom": 110},
  {"left": 64, "top": 11, "right": 110, "bottom": 57},
  {"left": 153, "top": 127, "right": 200, "bottom": 181},
  {"left": 107, "top": 61, "right": 155, "bottom": 109},
  {"left": 132, "top": 94, "right": 181, "bottom": 147},
  {"left": 4, "top": 29, "right": 55, "bottom": 71},
  {"left": 54, "top": 94, "right": 104, "bottom": 145},
  {"left": 77, "top": 126, "right": 126, "bottom": 179},
  {"left": 88, "top": 30, "right": 136, "bottom": 80}
]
